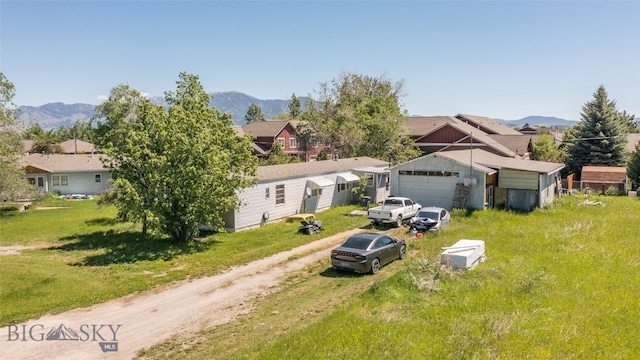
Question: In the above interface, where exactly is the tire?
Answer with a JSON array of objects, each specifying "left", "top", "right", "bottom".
[
  {"left": 396, "top": 215, "right": 403, "bottom": 228},
  {"left": 306, "top": 228, "right": 314, "bottom": 235},
  {"left": 398, "top": 244, "right": 406, "bottom": 260},
  {"left": 370, "top": 258, "right": 381, "bottom": 274}
]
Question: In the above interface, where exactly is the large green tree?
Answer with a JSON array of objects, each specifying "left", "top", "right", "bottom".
[
  {"left": 245, "top": 103, "right": 265, "bottom": 124},
  {"left": 94, "top": 73, "right": 257, "bottom": 243},
  {"left": 531, "top": 133, "right": 565, "bottom": 163},
  {"left": 565, "top": 85, "right": 629, "bottom": 174},
  {"left": 304, "top": 72, "right": 419, "bottom": 165},
  {"left": 0, "top": 73, "right": 33, "bottom": 200}
]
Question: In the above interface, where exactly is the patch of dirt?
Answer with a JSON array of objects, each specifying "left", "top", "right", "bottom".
[
  {"left": 0, "top": 245, "right": 41, "bottom": 256},
  {"left": 0, "top": 228, "right": 366, "bottom": 360}
]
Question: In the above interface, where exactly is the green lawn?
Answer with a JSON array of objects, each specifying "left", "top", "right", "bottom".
[
  {"left": 139, "top": 194, "right": 640, "bottom": 359},
  {"left": 0, "top": 197, "right": 370, "bottom": 325},
  {"left": 2, "top": 194, "right": 639, "bottom": 359}
]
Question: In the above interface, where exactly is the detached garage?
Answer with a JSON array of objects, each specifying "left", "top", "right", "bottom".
[
  {"left": 390, "top": 151, "right": 494, "bottom": 210},
  {"left": 390, "top": 149, "right": 565, "bottom": 211}
]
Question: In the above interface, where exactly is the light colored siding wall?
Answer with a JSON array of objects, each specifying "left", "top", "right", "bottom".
[
  {"left": 540, "top": 173, "right": 557, "bottom": 206},
  {"left": 391, "top": 157, "right": 487, "bottom": 210},
  {"left": 233, "top": 175, "right": 346, "bottom": 231},
  {"left": 49, "top": 171, "right": 112, "bottom": 195},
  {"left": 498, "top": 168, "right": 538, "bottom": 190},
  {"left": 234, "top": 177, "right": 307, "bottom": 230}
]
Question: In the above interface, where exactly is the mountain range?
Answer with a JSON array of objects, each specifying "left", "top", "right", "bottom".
[{"left": 16, "top": 92, "right": 578, "bottom": 130}]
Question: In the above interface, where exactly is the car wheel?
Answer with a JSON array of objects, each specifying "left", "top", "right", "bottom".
[
  {"left": 399, "top": 244, "right": 406, "bottom": 260},
  {"left": 370, "top": 258, "right": 381, "bottom": 274},
  {"left": 396, "top": 215, "right": 403, "bottom": 227}
]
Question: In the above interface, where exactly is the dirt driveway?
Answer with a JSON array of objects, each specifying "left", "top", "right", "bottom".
[{"left": 0, "top": 228, "right": 365, "bottom": 360}]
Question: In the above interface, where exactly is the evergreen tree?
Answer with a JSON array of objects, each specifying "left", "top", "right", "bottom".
[
  {"left": 628, "top": 144, "right": 640, "bottom": 190},
  {"left": 288, "top": 93, "right": 301, "bottom": 119},
  {"left": 565, "top": 85, "right": 629, "bottom": 174},
  {"left": 245, "top": 103, "right": 265, "bottom": 124}
]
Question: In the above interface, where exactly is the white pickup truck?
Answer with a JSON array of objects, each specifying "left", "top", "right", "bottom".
[{"left": 367, "top": 197, "right": 422, "bottom": 227}]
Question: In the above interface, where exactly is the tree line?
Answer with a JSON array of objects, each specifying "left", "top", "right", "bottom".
[{"left": 2, "top": 71, "right": 639, "bottom": 243}]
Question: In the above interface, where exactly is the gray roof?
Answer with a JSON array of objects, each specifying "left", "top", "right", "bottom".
[
  {"left": 22, "top": 154, "right": 109, "bottom": 173},
  {"left": 437, "top": 149, "right": 565, "bottom": 175},
  {"left": 257, "top": 157, "right": 388, "bottom": 182},
  {"left": 58, "top": 139, "right": 97, "bottom": 154},
  {"left": 488, "top": 134, "right": 534, "bottom": 157},
  {"left": 455, "top": 114, "right": 522, "bottom": 135}
]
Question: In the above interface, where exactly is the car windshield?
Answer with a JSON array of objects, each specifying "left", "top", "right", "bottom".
[
  {"left": 341, "top": 236, "right": 374, "bottom": 250},
  {"left": 416, "top": 211, "right": 438, "bottom": 220}
]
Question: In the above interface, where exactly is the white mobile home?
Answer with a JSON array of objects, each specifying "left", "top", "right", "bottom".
[{"left": 222, "top": 157, "right": 388, "bottom": 231}]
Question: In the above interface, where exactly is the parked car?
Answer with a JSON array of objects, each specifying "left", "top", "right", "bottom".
[
  {"left": 409, "top": 207, "right": 451, "bottom": 232},
  {"left": 367, "top": 197, "right": 422, "bottom": 227},
  {"left": 330, "top": 233, "right": 406, "bottom": 274}
]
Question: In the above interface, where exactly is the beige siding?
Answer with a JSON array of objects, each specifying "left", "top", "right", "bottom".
[{"left": 498, "top": 169, "right": 538, "bottom": 190}]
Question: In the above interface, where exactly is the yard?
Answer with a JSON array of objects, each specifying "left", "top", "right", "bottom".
[{"left": 1, "top": 194, "right": 639, "bottom": 359}]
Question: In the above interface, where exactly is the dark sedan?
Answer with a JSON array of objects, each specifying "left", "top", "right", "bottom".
[{"left": 330, "top": 233, "right": 406, "bottom": 274}]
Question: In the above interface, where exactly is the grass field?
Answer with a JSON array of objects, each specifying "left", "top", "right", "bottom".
[
  {"left": 2, "top": 194, "right": 639, "bottom": 359},
  {"left": 138, "top": 194, "right": 640, "bottom": 359},
  {"left": 0, "top": 196, "right": 369, "bottom": 325}
]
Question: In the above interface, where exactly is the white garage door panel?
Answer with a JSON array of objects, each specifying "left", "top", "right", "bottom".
[{"left": 397, "top": 175, "right": 458, "bottom": 210}]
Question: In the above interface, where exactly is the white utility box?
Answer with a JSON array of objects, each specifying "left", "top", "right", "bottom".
[{"left": 440, "top": 239, "right": 485, "bottom": 269}]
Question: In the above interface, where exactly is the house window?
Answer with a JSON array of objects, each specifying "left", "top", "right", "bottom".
[
  {"left": 338, "top": 183, "right": 347, "bottom": 192},
  {"left": 265, "top": 188, "right": 270, "bottom": 199},
  {"left": 275, "top": 184, "right": 285, "bottom": 205},
  {"left": 313, "top": 141, "right": 320, "bottom": 148},
  {"left": 277, "top": 138, "right": 285, "bottom": 148},
  {"left": 311, "top": 188, "right": 323, "bottom": 196},
  {"left": 28, "top": 178, "right": 36, "bottom": 186},
  {"left": 289, "top": 137, "right": 297, "bottom": 148},
  {"left": 37, "top": 177, "right": 44, "bottom": 187},
  {"left": 53, "top": 175, "right": 69, "bottom": 186},
  {"left": 365, "top": 174, "right": 374, "bottom": 188},
  {"left": 95, "top": 174, "right": 102, "bottom": 183}
]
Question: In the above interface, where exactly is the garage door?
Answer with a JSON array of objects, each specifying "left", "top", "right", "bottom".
[{"left": 397, "top": 175, "right": 458, "bottom": 210}]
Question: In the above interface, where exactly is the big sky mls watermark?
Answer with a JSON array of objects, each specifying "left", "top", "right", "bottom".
[{"left": 6, "top": 322, "right": 121, "bottom": 353}]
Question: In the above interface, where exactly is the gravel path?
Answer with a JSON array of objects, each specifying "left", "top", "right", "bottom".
[{"left": 0, "top": 228, "right": 364, "bottom": 360}]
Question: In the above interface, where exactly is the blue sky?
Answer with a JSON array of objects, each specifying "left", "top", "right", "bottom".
[{"left": 1, "top": 1, "right": 638, "bottom": 121}]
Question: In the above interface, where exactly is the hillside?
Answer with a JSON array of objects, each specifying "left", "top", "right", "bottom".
[
  {"left": 495, "top": 115, "right": 578, "bottom": 128},
  {"left": 16, "top": 92, "right": 308, "bottom": 129},
  {"left": 17, "top": 95, "right": 580, "bottom": 130}
]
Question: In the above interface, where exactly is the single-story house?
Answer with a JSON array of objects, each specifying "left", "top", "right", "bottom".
[
  {"left": 389, "top": 149, "right": 564, "bottom": 212},
  {"left": 222, "top": 157, "right": 389, "bottom": 231},
  {"left": 22, "top": 153, "right": 112, "bottom": 195},
  {"left": 581, "top": 166, "right": 628, "bottom": 194}
]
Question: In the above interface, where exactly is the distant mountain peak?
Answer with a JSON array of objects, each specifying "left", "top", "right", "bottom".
[{"left": 495, "top": 116, "right": 578, "bottom": 128}]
